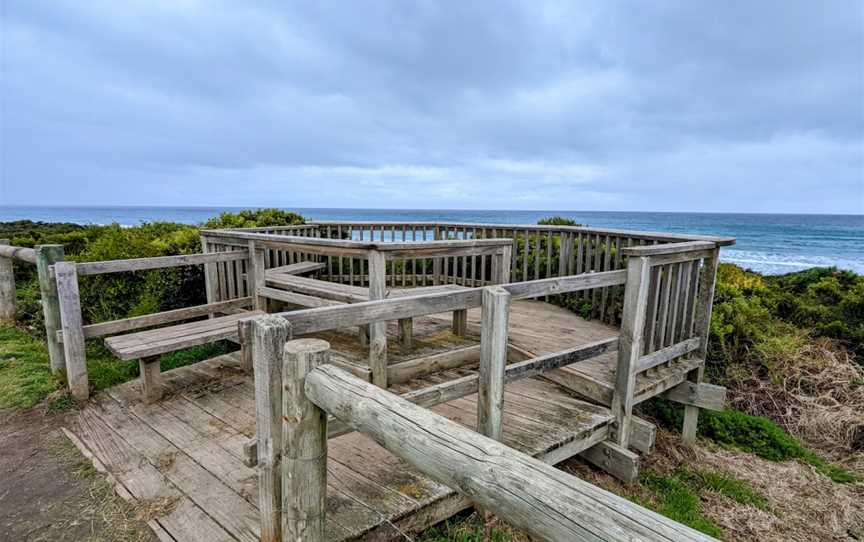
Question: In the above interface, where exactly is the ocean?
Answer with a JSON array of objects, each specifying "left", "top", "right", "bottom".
[{"left": 1, "top": 206, "right": 862, "bottom": 276}]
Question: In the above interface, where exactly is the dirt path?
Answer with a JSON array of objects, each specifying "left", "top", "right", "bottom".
[{"left": 0, "top": 407, "right": 156, "bottom": 542}]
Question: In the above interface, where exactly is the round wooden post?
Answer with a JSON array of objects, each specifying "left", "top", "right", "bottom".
[
  {"left": 251, "top": 315, "right": 291, "bottom": 542},
  {"left": 0, "top": 240, "right": 15, "bottom": 324},
  {"left": 282, "top": 338, "right": 329, "bottom": 542}
]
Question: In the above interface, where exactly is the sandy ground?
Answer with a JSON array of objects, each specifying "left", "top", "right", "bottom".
[{"left": 0, "top": 407, "right": 156, "bottom": 542}]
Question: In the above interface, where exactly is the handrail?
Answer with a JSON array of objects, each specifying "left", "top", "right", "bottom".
[
  {"left": 0, "top": 244, "right": 37, "bottom": 264},
  {"left": 264, "top": 268, "right": 627, "bottom": 335},
  {"left": 201, "top": 229, "right": 514, "bottom": 253},
  {"left": 69, "top": 249, "right": 249, "bottom": 276},
  {"left": 304, "top": 220, "right": 736, "bottom": 246},
  {"left": 301, "top": 363, "right": 717, "bottom": 542}
]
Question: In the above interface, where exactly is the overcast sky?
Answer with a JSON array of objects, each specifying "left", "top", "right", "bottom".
[{"left": 1, "top": 1, "right": 862, "bottom": 213}]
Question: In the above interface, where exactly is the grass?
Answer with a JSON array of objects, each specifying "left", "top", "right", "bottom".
[
  {"left": 49, "top": 435, "right": 158, "bottom": 541},
  {"left": 0, "top": 325, "right": 62, "bottom": 409},
  {"left": 674, "top": 467, "right": 769, "bottom": 510},
  {"left": 0, "top": 323, "right": 233, "bottom": 411},
  {"left": 644, "top": 398, "right": 861, "bottom": 484},
  {"left": 417, "top": 513, "right": 527, "bottom": 542},
  {"left": 640, "top": 470, "right": 724, "bottom": 538}
]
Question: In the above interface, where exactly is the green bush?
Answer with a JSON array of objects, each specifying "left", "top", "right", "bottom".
[
  {"left": 536, "top": 216, "right": 583, "bottom": 226},
  {"left": 7, "top": 209, "right": 306, "bottom": 334},
  {"left": 643, "top": 399, "right": 860, "bottom": 483}
]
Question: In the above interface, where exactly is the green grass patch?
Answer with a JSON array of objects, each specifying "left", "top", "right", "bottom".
[
  {"left": 0, "top": 324, "right": 235, "bottom": 411},
  {"left": 640, "top": 470, "right": 724, "bottom": 538},
  {"left": 644, "top": 399, "right": 860, "bottom": 483},
  {"left": 675, "top": 467, "right": 769, "bottom": 510},
  {"left": 0, "top": 325, "right": 62, "bottom": 409}
]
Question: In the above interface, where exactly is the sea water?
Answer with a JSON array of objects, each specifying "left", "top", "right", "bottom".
[{"left": 1, "top": 206, "right": 861, "bottom": 275}]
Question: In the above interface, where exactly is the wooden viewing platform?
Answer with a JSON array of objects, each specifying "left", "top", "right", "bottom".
[
  {"left": 67, "top": 303, "right": 623, "bottom": 541},
  {"left": 0, "top": 221, "right": 734, "bottom": 541}
]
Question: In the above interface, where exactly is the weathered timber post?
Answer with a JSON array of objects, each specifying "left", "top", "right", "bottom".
[
  {"left": 0, "top": 240, "right": 15, "bottom": 324},
  {"left": 611, "top": 253, "right": 652, "bottom": 448},
  {"left": 398, "top": 317, "right": 413, "bottom": 349},
  {"left": 53, "top": 262, "right": 89, "bottom": 401},
  {"left": 201, "top": 235, "right": 219, "bottom": 308},
  {"left": 367, "top": 250, "right": 388, "bottom": 388},
  {"left": 251, "top": 315, "right": 291, "bottom": 542},
  {"left": 478, "top": 286, "right": 510, "bottom": 441},
  {"left": 248, "top": 240, "right": 267, "bottom": 311},
  {"left": 35, "top": 244, "right": 65, "bottom": 375},
  {"left": 452, "top": 309, "right": 468, "bottom": 337},
  {"left": 682, "top": 247, "right": 720, "bottom": 444},
  {"left": 490, "top": 245, "right": 512, "bottom": 286},
  {"left": 282, "top": 338, "right": 329, "bottom": 542}
]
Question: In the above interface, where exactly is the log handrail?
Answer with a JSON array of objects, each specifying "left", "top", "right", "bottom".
[
  {"left": 0, "top": 244, "right": 37, "bottom": 264},
  {"left": 300, "top": 362, "right": 717, "bottom": 542}
]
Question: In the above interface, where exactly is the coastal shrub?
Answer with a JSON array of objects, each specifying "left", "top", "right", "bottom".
[
  {"left": 536, "top": 216, "right": 583, "bottom": 226},
  {"left": 203, "top": 208, "right": 304, "bottom": 230},
  {"left": 643, "top": 399, "right": 860, "bottom": 483},
  {"left": 7, "top": 208, "right": 306, "bottom": 334}
]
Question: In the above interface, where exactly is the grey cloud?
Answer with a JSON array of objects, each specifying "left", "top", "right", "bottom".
[{"left": 1, "top": 0, "right": 862, "bottom": 213}]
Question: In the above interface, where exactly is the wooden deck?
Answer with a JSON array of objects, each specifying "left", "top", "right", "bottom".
[{"left": 66, "top": 300, "right": 647, "bottom": 542}]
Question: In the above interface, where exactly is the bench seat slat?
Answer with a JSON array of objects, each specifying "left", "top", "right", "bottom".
[{"left": 105, "top": 310, "right": 265, "bottom": 361}]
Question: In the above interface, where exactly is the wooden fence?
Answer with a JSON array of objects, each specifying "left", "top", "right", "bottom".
[
  {"left": 248, "top": 313, "right": 719, "bottom": 541},
  {"left": 234, "top": 221, "right": 734, "bottom": 326}
]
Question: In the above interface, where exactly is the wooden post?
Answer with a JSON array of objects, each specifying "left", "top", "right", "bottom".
[
  {"left": 248, "top": 240, "right": 267, "bottom": 311},
  {"left": 367, "top": 250, "right": 388, "bottom": 388},
  {"left": 478, "top": 286, "right": 510, "bottom": 441},
  {"left": 611, "top": 255, "right": 652, "bottom": 448},
  {"left": 53, "top": 261, "right": 89, "bottom": 401},
  {"left": 282, "top": 339, "right": 329, "bottom": 542},
  {"left": 201, "top": 235, "right": 219, "bottom": 307},
  {"left": 682, "top": 248, "right": 720, "bottom": 444},
  {"left": 0, "top": 240, "right": 15, "bottom": 324},
  {"left": 35, "top": 244, "right": 65, "bottom": 375},
  {"left": 451, "top": 310, "right": 468, "bottom": 337},
  {"left": 138, "top": 355, "right": 161, "bottom": 404},
  {"left": 398, "top": 317, "right": 413, "bottom": 349},
  {"left": 492, "top": 245, "right": 512, "bottom": 285},
  {"left": 251, "top": 315, "right": 291, "bottom": 542}
]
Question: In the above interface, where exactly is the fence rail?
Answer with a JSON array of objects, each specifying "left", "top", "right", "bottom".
[{"left": 248, "top": 317, "right": 719, "bottom": 542}]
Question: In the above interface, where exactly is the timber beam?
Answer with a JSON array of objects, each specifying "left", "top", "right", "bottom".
[{"left": 664, "top": 381, "right": 726, "bottom": 411}]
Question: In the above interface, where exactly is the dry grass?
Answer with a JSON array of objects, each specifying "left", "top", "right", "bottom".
[
  {"left": 49, "top": 435, "right": 158, "bottom": 542},
  {"left": 726, "top": 335, "right": 864, "bottom": 472},
  {"left": 563, "top": 429, "right": 864, "bottom": 542}
]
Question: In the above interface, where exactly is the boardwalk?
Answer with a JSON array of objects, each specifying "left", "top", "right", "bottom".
[{"left": 67, "top": 301, "right": 620, "bottom": 542}]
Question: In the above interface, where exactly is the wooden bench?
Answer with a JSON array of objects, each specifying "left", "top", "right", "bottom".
[
  {"left": 261, "top": 274, "right": 471, "bottom": 347},
  {"left": 105, "top": 310, "right": 264, "bottom": 403}
]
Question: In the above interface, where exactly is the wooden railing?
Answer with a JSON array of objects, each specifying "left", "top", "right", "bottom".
[
  {"left": 236, "top": 220, "right": 734, "bottom": 326},
  {"left": 247, "top": 318, "right": 719, "bottom": 542},
  {"left": 48, "top": 249, "right": 252, "bottom": 401},
  {"left": 612, "top": 241, "right": 722, "bottom": 447}
]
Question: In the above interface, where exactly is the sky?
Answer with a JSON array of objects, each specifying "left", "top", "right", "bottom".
[{"left": 1, "top": 1, "right": 863, "bottom": 213}]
